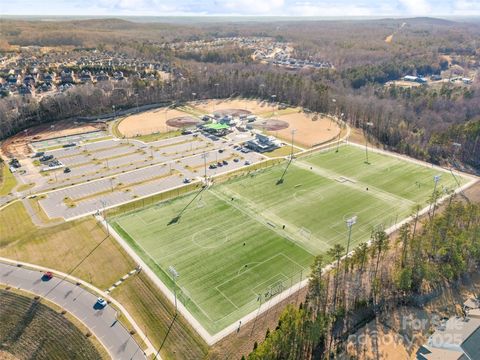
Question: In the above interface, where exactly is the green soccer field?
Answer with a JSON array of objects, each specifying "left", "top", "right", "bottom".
[{"left": 109, "top": 144, "right": 469, "bottom": 334}]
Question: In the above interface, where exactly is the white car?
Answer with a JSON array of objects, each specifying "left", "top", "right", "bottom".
[{"left": 96, "top": 297, "right": 107, "bottom": 308}]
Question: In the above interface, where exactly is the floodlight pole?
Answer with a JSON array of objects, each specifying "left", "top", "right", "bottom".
[
  {"left": 100, "top": 199, "right": 109, "bottom": 236},
  {"left": 168, "top": 266, "right": 179, "bottom": 314},
  {"left": 345, "top": 216, "right": 357, "bottom": 261},
  {"left": 290, "top": 129, "right": 297, "bottom": 159},
  {"left": 429, "top": 175, "right": 441, "bottom": 218},
  {"left": 201, "top": 152, "right": 208, "bottom": 182}
]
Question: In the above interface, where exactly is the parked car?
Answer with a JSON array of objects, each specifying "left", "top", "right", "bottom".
[
  {"left": 64, "top": 167, "right": 71, "bottom": 173},
  {"left": 245, "top": 161, "right": 251, "bottom": 165},
  {"left": 209, "top": 164, "right": 217, "bottom": 169},
  {"left": 183, "top": 178, "right": 191, "bottom": 184},
  {"left": 233, "top": 158, "right": 239, "bottom": 163},
  {"left": 218, "top": 149, "right": 224, "bottom": 153},
  {"left": 222, "top": 160, "right": 228, "bottom": 165}
]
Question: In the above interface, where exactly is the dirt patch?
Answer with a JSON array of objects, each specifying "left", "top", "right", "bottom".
[
  {"left": 166, "top": 116, "right": 200, "bottom": 128},
  {"left": 213, "top": 108, "right": 252, "bottom": 117},
  {"left": 193, "top": 99, "right": 278, "bottom": 115},
  {"left": 1, "top": 120, "right": 103, "bottom": 159},
  {"left": 117, "top": 108, "right": 193, "bottom": 137},
  {"left": 266, "top": 112, "right": 340, "bottom": 148},
  {"left": 254, "top": 118, "right": 290, "bottom": 131}
]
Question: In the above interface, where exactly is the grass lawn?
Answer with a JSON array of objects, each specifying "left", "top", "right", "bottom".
[
  {"left": 132, "top": 130, "right": 182, "bottom": 143},
  {"left": 0, "top": 163, "right": 17, "bottom": 196},
  {"left": 0, "top": 201, "right": 207, "bottom": 359},
  {"left": 109, "top": 144, "right": 468, "bottom": 335}
]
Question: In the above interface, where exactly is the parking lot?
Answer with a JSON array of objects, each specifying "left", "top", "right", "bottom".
[{"left": 34, "top": 132, "right": 265, "bottom": 220}]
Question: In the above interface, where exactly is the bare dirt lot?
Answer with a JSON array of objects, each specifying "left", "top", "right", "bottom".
[
  {"left": 263, "top": 112, "right": 340, "bottom": 148},
  {"left": 1, "top": 120, "right": 103, "bottom": 159},
  {"left": 117, "top": 108, "right": 193, "bottom": 137},
  {"left": 193, "top": 98, "right": 278, "bottom": 115}
]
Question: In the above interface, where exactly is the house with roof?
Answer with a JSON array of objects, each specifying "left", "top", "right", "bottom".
[{"left": 417, "top": 298, "right": 480, "bottom": 360}]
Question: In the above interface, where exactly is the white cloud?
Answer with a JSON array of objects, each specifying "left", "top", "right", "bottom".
[
  {"left": 452, "top": 0, "right": 480, "bottom": 16},
  {"left": 220, "top": 0, "right": 285, "bottom": 14},
  {"left": 399, "top": 0, "right": 432, "bottom": 15}
]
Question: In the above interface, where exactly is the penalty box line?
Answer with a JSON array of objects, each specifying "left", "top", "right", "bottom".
[
  {"left": 214, "top": 252, "right": 306, "bottom": 311},
  {"left": 113, "top": 220, "right": 216, "bottom": 322}
]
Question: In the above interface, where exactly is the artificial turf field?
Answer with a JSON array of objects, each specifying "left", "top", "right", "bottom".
[{"left": 110, "top": 144, "right": 469, "bottom": 334}]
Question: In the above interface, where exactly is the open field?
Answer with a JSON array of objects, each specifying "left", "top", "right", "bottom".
[
  {"left": 1, "top": 120, "right": 104, "bottom": 159},
  {"left": 0, "top": 163, "right": 17, "bottom": 196},
  {"left": 193, "top": 98, "right": 278, "bottom": 115},
  {"left": 0, "top": 201, "right": 208, "bottom": 359},
  {"left": 118, "top": 107, "right": 198, "bottom": 137},
  {"left": 0, "top": 289, "right": 104, "bottom": 360},
  {"left": 109, "top": 144, "right": 469, "bottom": 335},
  {"left": 261, "top": 112, "right": 340, "bottom": 147}
]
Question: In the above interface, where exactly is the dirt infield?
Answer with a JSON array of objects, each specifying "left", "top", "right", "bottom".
[
  {"left": 213, "top": 109, "right": 252, "bottom": 117},
  {"left": 193, "top": 99, "right": 277, "bottom": 115},
  {"left": 265, "top": 112, "right": 340, "bottom": 148},
  {"left": 117, "top": 108, "right": 194, "bottom": 137},
  {"left": 254, "top": 119, "right": 290, "bottom": 131},
  {"left": 1, "top": 121, "right": 103, "bottom": 159},
  {"left": 166, "top": 116, "right": 200, "bottom": 128}
]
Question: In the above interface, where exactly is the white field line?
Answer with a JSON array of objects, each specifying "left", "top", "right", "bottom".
[
  {"left": 0, "top": 256, "right": 156, "bottom": 357},
  {"left": 100, "top": 216, "right": 216, "bottom": 344}
]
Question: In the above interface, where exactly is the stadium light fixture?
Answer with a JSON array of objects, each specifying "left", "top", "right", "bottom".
[
  {"left": 345, "top": 216, "right": 357, "bottom": 261},
  {"left": 168, "top": 266, "right": 180, "bottom": 314}
]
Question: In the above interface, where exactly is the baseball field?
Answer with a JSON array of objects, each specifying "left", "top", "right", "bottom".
[{"left": 109, "top": 144, "right": 469, "bottom": 334}]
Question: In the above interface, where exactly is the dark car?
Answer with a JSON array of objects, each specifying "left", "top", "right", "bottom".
[
  {"left": 222, "top": 160, "right": 228, "bottom": 165},
  {"left": 217, "top": 162, "right": 223, "bottom": 167},
  {"left": 42, "top": 271, "right": 53, "bottom": 281},
  {"left": 64, "top": 167, "right": 71, "bottom": 173},
  {"left": 209, "top": 164, "right": 217, "bottom": 169},
  {"left": 233, "top": 158, "right": 239, "bottom": 163}
]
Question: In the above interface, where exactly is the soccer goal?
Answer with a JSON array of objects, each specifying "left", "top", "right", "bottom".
[{"left": 298, "top": 227, "right": 312, "bottom": 239}]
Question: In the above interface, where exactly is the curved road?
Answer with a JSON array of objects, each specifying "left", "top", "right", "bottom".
[{"left": 0, "top": 262, "right": 147, "bottom": 360}]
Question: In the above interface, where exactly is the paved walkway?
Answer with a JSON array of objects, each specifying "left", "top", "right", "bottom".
[{"left": 0, "top": 261, "right": 150, "bottom": 360}]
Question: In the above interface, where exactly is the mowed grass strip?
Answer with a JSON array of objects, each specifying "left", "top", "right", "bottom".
[
  {"left": 110, "top": 190, "right": 313, "bottom": 334},
  {"left": 302, "top": 145, "right": 466, "bottom": 203}
]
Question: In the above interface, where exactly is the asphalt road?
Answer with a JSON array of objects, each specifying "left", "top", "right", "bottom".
[{"left": 0, "top": 262, "right": 147, "bottom": 360}]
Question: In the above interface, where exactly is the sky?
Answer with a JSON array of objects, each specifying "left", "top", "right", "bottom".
[{"left": 1, "top": 0, "right": 480, "bottom": 17}]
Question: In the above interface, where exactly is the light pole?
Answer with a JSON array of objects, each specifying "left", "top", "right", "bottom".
[
  {"left": 336, "top": 113, "right": 345, "bottom": 153},
  {"left": 100, "top": 199, "right": 109, "bottom": 236},
  {"left": 430, "top": 175, "right": 441, "bottom": 218},
  {"left": 201, "top": 152, "right": 208, "bottom": 182},
  {"left": 330, "top": 98, "right": 337, "bottom": 130},
  {"left": 168, "top": 266, "right": 179, "bottom": 314},
  {"left": 364, "top": 122, "right": 373, "bottom": 164},
  {"left": 345, "top": 216, "right": 357, "bottom": 261},
  {"left": 135, "top": 93, "right": 139, "bottom": 113},
  {"left": 290, "top": 128, "right": 297, "bottom": 159},
  {"left": 112, "top": 105, "right": 116, "bottom": 121}
]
